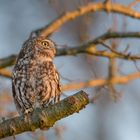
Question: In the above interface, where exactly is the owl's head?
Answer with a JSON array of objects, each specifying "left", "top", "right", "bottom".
[{"left": 33, "top": 36, "right": 56, "bottom": 59}]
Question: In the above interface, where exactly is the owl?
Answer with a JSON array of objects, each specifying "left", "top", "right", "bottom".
[{"left": 12, "top": 36, "right": 61, "bottom": 115}]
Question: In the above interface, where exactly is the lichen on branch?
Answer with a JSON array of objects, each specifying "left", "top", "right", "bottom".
[{"left": 0, "top": 90, "right": 89, "bottom": 139}]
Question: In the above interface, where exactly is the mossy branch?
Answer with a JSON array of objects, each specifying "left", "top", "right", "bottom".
[{"left": 0, "top": 90, "right": 89, "bottom": 139}]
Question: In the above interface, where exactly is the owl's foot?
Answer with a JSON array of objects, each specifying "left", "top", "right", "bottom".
[
  {"left": 24, "top": 108, "right": 34, "bottom": 114},
  {"left": 23, "top": 108, "right": 33, "bottom": 124}
]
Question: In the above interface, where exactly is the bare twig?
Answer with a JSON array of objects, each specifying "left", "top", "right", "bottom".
[
  {"left": 128, "top": 0, "right": 140, "bottom": 8},
  {"left": 35, "top": 2, "right": 140, "bottom": 37},
  {"left": 56, "top": 31, "right": 140, "bottom": 60},
  {"left": 0, "top": 55, "right": 16, "bottom": 69},
  {"left": 62, "top": 72, "right": 140, "bottom": 91},
  {"left": 107, "top": 42, "right": 119, "bottom": 101},
  {"left": 1, "top": 32, "right": 140, "bottom": 70},
  {"left": 0, "top": 69, "right": 139, "bottom": 92},
  {"left": 0, "top": 69, "right": 12, "bottom": 79}
]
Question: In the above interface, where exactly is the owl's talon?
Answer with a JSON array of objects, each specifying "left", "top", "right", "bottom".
[
  {"left": 23, "top": 108, "right": 33, "bottom": 121},
  {"left": 24, "top": 108, "right": 33, "bottom": 114}
]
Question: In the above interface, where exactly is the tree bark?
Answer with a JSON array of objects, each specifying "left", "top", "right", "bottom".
[{"left": 0, "top": 90, "right": 89, "bottom": 139}]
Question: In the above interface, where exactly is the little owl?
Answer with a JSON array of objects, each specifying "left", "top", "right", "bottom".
[{"left": 12, "top": 36, "right": 61, "bottom": 115}]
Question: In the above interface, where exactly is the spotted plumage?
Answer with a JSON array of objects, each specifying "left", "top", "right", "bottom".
[{"left": 12, "top": 36, "right": 61, "bottom": 115}]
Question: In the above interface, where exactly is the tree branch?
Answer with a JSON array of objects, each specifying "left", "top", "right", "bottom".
[
  {"left": 0, "top": 55, "right": 16, "bottom": 68},
  {"left": 0, "top": 69, "right": 12, "bottom": 79},
  {"left": 33, "top": 2, "right": 140, "bottom": 37},
  {"left": 1, "top": 32, "right": 140, "bottom": 69},
  {"left": 0, "top": 90, "right": 89, "bottom": 139},
  {"left": 0, "top": 69, "right": 139, "bottom": 91},
  {"left": 62, "top": 72, "right": 140, "bottom": 91}
]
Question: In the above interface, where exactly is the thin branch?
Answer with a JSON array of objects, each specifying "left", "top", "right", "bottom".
[
  {"left": 0, "top": 70, "right": 139, "bottom": 92},
  {"left": 1, "top": 32, "right": 140, "bottom": 69},
  {"left": 62, "top": 72, "right": 140, "bottom": 91},
  {"left": 0, "top": 69, "right": 12, "bottom": 79},
  {"left": 0, "top": 55, "right": 16, "bottom": 68},
  {"left": 107, "top": 42, "right": 119, "bottom": 101},
  {"left": 34, "top": 2, "right": 140, "bottom": 37},
  {"left": 0, "top": 90, "right": 89, "bottom": 139},
  {"left": 128, "top": 0, "right": 140, "bottom": 8},
  {"left": 50, "top": 31, "right": 140, "bottom": 60}
]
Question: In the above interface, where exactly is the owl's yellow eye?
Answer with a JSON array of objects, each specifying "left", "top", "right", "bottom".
[{"left": 41, "top": 41, "right": 49, "bottom": 47}]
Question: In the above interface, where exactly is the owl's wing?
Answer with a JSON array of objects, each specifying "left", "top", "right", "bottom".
[{"left": 12, "top": 74, "right": 23, "bottom": 115}]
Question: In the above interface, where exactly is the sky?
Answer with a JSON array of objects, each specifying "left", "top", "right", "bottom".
[{"left": 1, "top": 0, "right": 140, "bottom": 140}]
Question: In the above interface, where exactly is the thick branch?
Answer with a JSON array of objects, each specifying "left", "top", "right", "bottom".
[{"left": 0, "top": 90, "right": 89, "bottom": 139}]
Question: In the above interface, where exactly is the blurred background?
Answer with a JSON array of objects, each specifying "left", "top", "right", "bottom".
[{"left": 1, "top": 0, "right": 140, "bottom": 140}]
